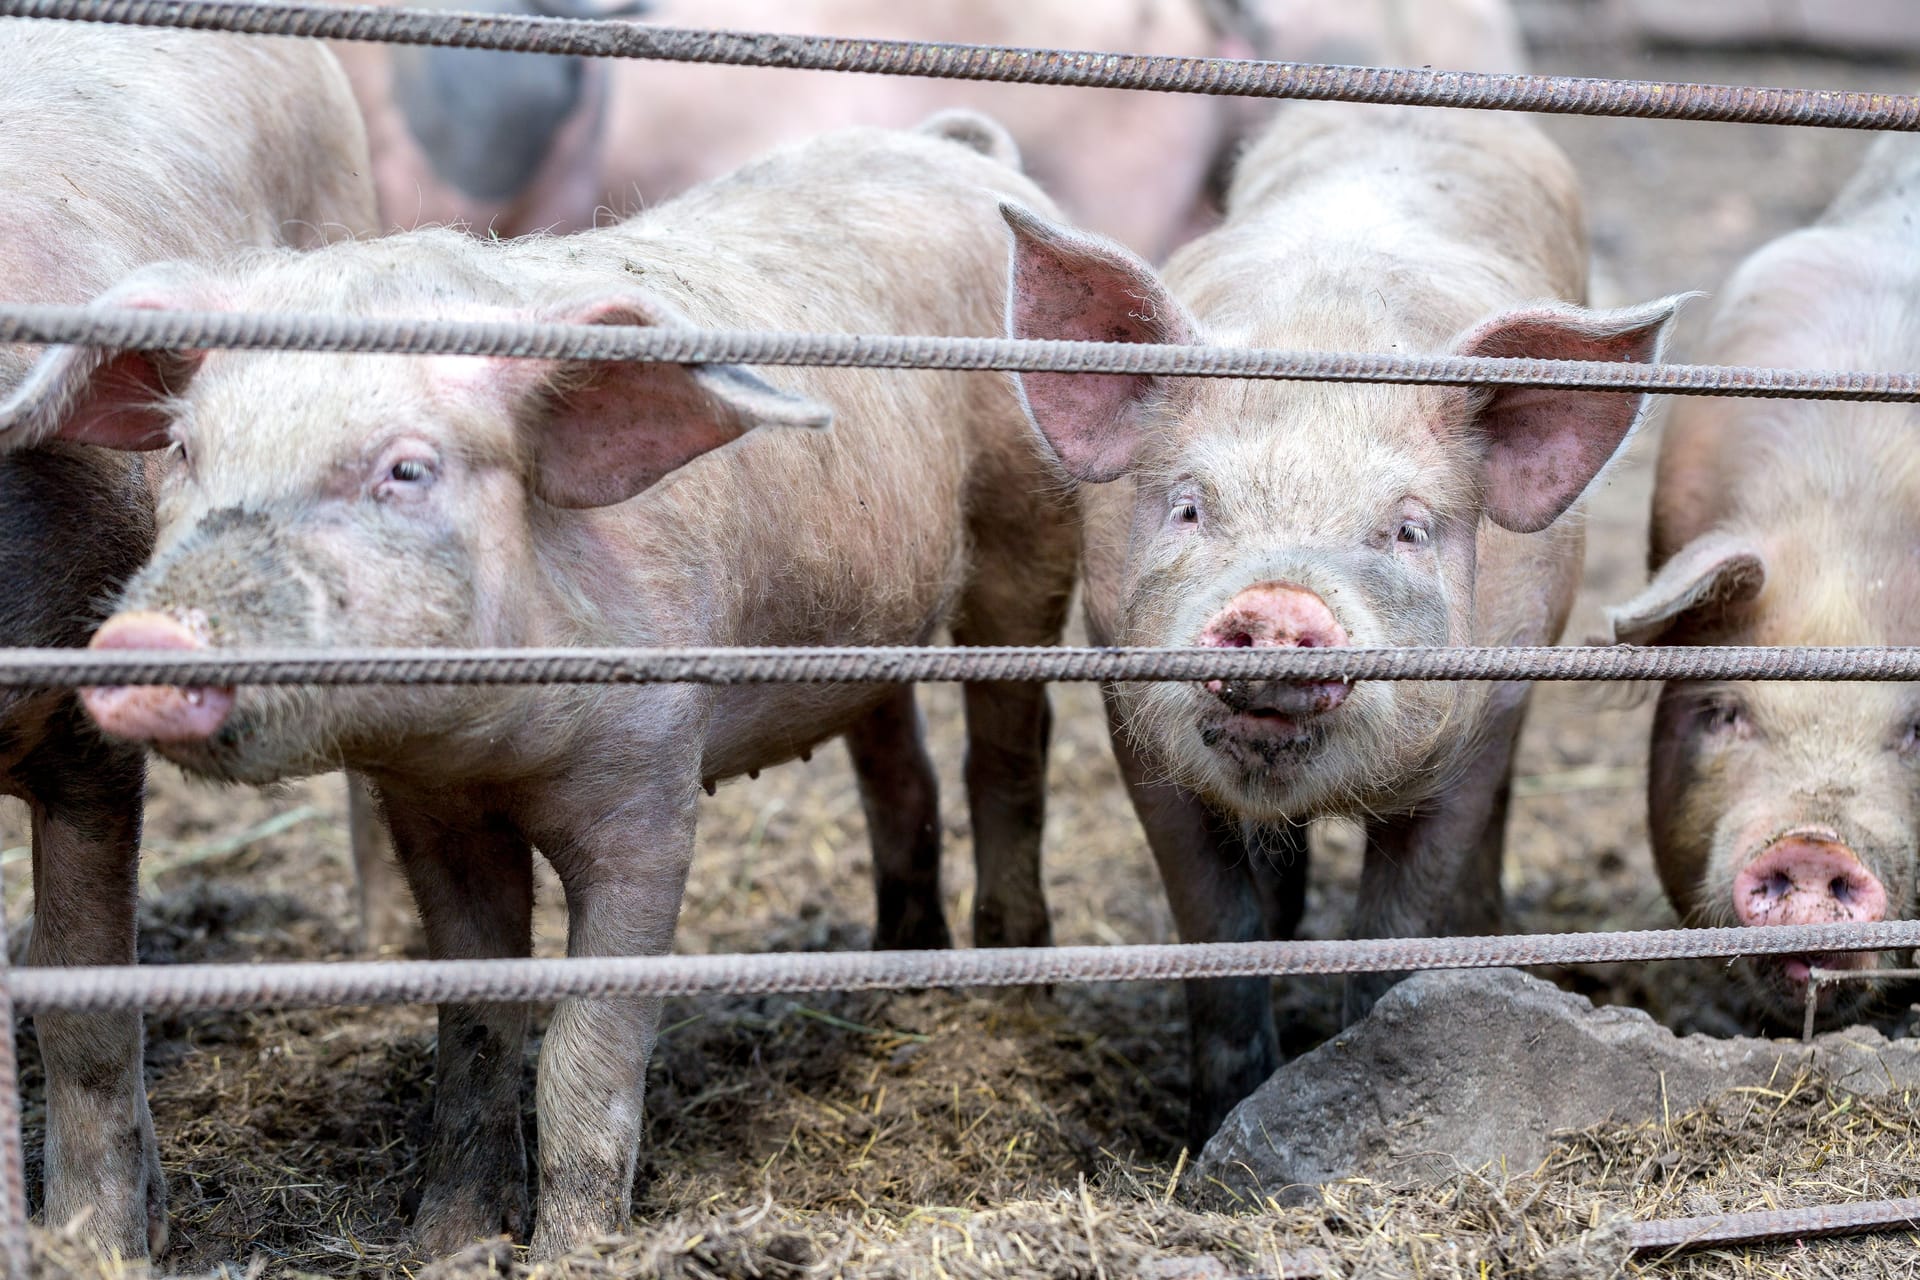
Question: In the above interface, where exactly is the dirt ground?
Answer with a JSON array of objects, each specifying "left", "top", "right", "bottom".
[{"left": 8, "top": 4, "right": 1920, "bottom": 1277}]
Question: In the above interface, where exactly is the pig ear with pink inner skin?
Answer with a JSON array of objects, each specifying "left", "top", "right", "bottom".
[
  {"left": 1597, "top": 529, "right": 1767, "bottom": 645},
  {"left": 1000, "top": 202, "right": 1198, "bottom": 483},
  {"left": 492, "top": 294, "right": 833, "bottom": 509},
  {"left": 1455, "top": 294, "right": 1688, "bottom": 533},
  {"left": 0, "top": 271, "right": 213, "bottom": 452}
]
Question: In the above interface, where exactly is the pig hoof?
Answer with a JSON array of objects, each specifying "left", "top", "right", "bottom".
[
  {"left": 971, "top": 905, "right": 1053, "bottom": 951},
  {"left": 414, "top": 1186, "right": 529, "bottom": 1257},
  {"left": 873, "top": 913, "right": 953, "bottom": 952}
]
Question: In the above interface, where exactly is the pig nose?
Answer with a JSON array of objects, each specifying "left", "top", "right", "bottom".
[
  {"left": 1733, "top": 835, "right": 1888, "bottom": 928},
  {"left": 1200, "top": 582, "right": 1350, "bottom": 716},
  {"left": 81, "top": 611, "right": 235, "bottom": 744}
]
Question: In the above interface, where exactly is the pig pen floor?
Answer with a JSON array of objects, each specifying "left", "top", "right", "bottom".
[{"left": 11, "top": 19, "right": 1920, "bottom": 1280}]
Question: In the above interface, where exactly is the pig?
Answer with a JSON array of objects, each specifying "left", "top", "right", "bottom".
[
  {"left": 330, "top": 0, "right": 637, "bottom": 237},
  {"left": 0, "top": 17, "right": 377, "bottom": 1258},
  {"left": 1001, "top": 86, "right": 1678, "bottom": 1139},
  {"left": 349, "top": 0, "right": 1242, "bottom": 257},
  {"left": 0, "top": 114, "right": 1079, "bottom": 1257},
  {"left": 1600, "top": 132, "right": 1920, "bottom": 1029}
]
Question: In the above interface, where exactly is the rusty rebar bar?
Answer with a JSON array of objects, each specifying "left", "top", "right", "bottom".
[{"left": 3, "top": 0, "right": 1920, "bottom": 132}]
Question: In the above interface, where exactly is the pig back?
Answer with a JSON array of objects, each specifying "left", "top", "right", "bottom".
[
  {"left": 555, "top": 125, "right": 1066, "bottom": 651},
  {"left": 1652, "top": 149, "right": 1920, "bottom": 629},
  {"left": 0, "top": 20, "right": 376, "bottom": 266}
]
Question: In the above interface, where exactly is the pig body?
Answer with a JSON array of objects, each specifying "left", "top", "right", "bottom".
[
  {"left": 1602, "top": 133, "right": 1920, "bottom": 1027},
  {"left": 331, "top": 0, "right": 621, "bottom": 237},
  {"left": 351, "top": 0, "right": 1237, "bottom": 257},
  {"left": 4, "top": 118, "right": 1078, "bottom": 1256},
  {"left": 0, "top": 17, "right": 376, "bottom": 1257},
  {"left": 1005, "top": 89, "right": 1676, "bottom": 1142}
]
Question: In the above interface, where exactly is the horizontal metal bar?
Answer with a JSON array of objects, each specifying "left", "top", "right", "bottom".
[
  {"left": 2, "top": 0, "right": 1918, "bottom": 132},
  {"left": 8, "top": 920, "right": 1918, "bottom": 1014},
  {"left": 0, "top": 645, "right": 1917, "bottom": 687},
  {"left": 1628, "top": 1198, "right": 1920, "bottom": 1253},
  {"left": 6, "top": 304, "right": 1920, "bottom": 403}
]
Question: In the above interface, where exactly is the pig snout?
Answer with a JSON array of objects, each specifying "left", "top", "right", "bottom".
[
  {"left": 1200, "top": 582, "right": 1351, "bottom": 718},
  {"left": 82, "top": 611, "right": 235, "bottom": 744},
  {"left": 1734, "top": 833, "right": 1888, "bottom": 929}
]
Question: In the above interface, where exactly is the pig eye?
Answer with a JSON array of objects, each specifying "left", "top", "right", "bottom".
[
  {"left": 1395, "top": 519, "right": 1431, "bottom": 549},
  {"left": 1168, "top": 496, "right": 1201, "bottom": 527},
  {"left": 373, "top": 450, "right": 438, "bottom": 502},
  {"left": 1699, "top": 699, "right": 1748, "bottom": 735}
]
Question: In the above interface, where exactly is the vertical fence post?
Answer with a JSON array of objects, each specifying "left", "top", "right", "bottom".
[{"left": 0, "top": 890, "right": 28, "bottom": 1279}]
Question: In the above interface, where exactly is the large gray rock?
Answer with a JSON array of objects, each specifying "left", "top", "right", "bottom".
[{"left": 1196, "top": 967, "right": 1920, "bottom": 1201}]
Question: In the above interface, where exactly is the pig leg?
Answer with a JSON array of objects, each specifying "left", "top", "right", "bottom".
[
  {"left": 347, "top": 774, "right": 419, "bottom": 955},
  {"left": 19, "top": 709, "right": 160, "bottom": 1257},
  {"left": 1344, "top": 696, "right": 1521, "bottom": 1023},
  {"left": 527, "top": 771, "right": 699, "bottom": 1258},
  {"left": 951, "top": 556, "right": 1074, "bottom": 951},
  {"left": 384, "top": 794, "right": 534, "bottom": 1253},
  {"left": 845, "top": 687, "right": 951, "bottom": 951},
  {"left": 1108, "top": 689, "right": 1287, "bottom": 1149}
]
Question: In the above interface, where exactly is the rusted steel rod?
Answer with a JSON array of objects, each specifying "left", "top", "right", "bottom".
[
  {"left": 8, "top": 303, "right": 1920, "bottom": 404},
  {"left": 3, "top": 0, "right": 1920, "bottom": 132},
  {"left": 0, "top": 644, "right": 1915, "bottom": 688},
  {"left": 7, "top": 921, "right": 1920, "bottom": 1013}
]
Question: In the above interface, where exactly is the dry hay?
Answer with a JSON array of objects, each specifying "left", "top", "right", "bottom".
[{"left": 19, "top": 961, "right": 1920, "bottom": 1280}]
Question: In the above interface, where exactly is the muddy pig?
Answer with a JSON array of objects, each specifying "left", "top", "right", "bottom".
[
  {"left": 0, "top": 17, "right": 377, "bottom": 1258},
  {"left": 0, "top": 114, "right": 1079, "bottom": 1257},
  {"left": 1601, "top": 133, "right": 1920, "bottom": 1030},
  {"left": 1002, "top": 86, "right": 1678, "bottom": 1140}
]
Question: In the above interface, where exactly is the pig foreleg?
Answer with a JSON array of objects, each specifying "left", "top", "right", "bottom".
[
  {"left": 386, "top": 796, "right": 534, "bottom": 1254},
  {"left": 1345, "top": 699, "right": 1520, "bottom": 1022},
  {"left": 22, "top": 708, "right": 158, "bottom": 1257}
]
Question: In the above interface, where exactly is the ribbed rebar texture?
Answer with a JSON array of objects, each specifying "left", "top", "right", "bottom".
[
  {"left": 1627, "top": 1198, "right": 1920, "bottom": 1253},
  {"left": 7, "top": 303, "right": 1920, "bottom": 403},
  {"left": 10, "top": 920, "right": 1920, "bottom": 1013},
  {"left": 4, "top": 0, "right": 1920, "bottom": 131},
  {"left": 1, "top": 644, "right": 1919, "bottom": 688}
]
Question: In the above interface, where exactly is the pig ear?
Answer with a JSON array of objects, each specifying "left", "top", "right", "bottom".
[
  {"left": 1001, "top": 202, "right": 1196, "bottom": 484},
  {"left": 1457, "top": 295, "right": 1686, "bottom": 534},
  {"left": 1600, "top": 531, "right": 1767, "bottom": 645},
  {"left": 0, "top": 296, "right": 206, "bottom": 452},
  {"left": 514, "top": 296, "right": 833, "bottom": 509}
]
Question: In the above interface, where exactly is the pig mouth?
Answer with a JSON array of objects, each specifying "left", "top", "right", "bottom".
[{"left": 1743, "top": 950, "right": 1885, "bottom": 1027}]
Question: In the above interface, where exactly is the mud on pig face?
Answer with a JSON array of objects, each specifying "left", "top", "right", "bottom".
[
  {"left": 1001, "top": 204, "right": 1677, "bottom": 819},
  {"left": 0, "top": 243, "right": 829, "bottom": 783}
]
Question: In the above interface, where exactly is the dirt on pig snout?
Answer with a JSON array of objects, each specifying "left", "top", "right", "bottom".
[{"left": 9, "top": 21, "right": 1920, "bottom": 1280}]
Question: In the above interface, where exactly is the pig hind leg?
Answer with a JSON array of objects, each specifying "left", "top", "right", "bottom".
[
  {"left": 384, "top": 794, "right": 534, "bottom": 1253},
  {"left": 1109, "top": 690, "right": 1292, "bottom": 1149},
  {"left": 1345, "top": 699, "right": 1519, "bottom": 1023},
  {"left": 950, "top": 525, "right": 1076, "bottom": 950},
  {"left": 19, "top": 707, "right": 161, "bottom": 1257},
  {"left": 845, "top": 687, "right": 951, "bottom": 950}
]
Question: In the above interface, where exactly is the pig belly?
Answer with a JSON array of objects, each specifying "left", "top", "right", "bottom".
[{"left": 698, "top": 681, "right": 901, "bottom": 782}]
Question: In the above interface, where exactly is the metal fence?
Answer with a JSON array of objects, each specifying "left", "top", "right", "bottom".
[{"left": 3, "top": 0, "right": 1920, "bottom": 1274}]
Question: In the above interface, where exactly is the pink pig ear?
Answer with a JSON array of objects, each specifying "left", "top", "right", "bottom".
[
  {"left": 0, "top": 287, "right": 210, "bottom": 452},
  {"left": 1456, "top": 295, "right": 1685, "bottom": 533},
  {"left": 506, "top": 295, "right": 832, "bottom": 509},
  {"left": 1001, "top": 202, "right": 1197, "bottom": 483},
  {"left": 1599, "top": 529, "right": 1766, "bottom": 645}
]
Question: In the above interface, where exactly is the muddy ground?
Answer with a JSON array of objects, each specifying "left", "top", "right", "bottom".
[{"left": 8, "top": 3, "right": 1920, "bottom": 1277}]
